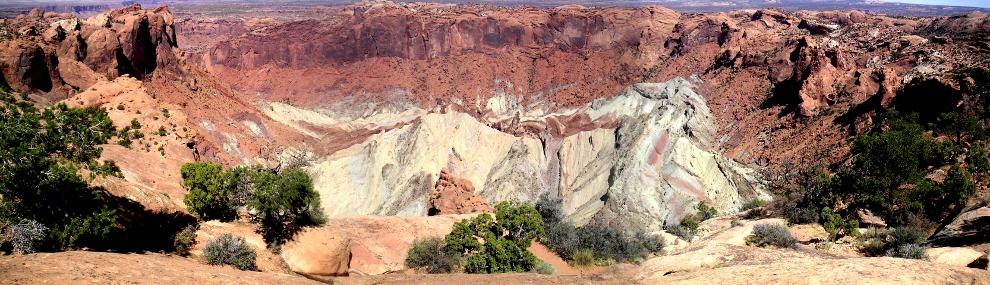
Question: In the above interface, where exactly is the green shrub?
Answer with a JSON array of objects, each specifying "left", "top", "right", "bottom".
[
  {"left": 742, "top": 199, "right": 768, "bottom": 210},
  {"left": 130, "top": 118, "right": 141, "bottom": 129},
  {"left": 535, "top": 194, "right": 662, "bottom": 263},
  {"left": 741, "top": 199, "right": 769, "bottom": 219},
  {"left": 161, "top": 108, "right": 170, "bottom": 119},
  {"left": 247, "top": 167, "right": 325, "bottom": 244},
  {"left": 746, "top": 224, "right": 797, "bottom": 248},
  {"left": 533, "top": 261, "right": 555, "bottom": 275},
  {"left": 445, "top": 202, "right": 543, "bottom": 274},
  {"left": 695, "top": 202, "right": 718, "bottom": 221},
  {"left": 664, "top": 224, "right": 694, "bottom": 241},
  {"left": 173, "top": 224, "right": 198, "bottom": 256},
  {"left": 202, "top": 234, "right": 257, "bottom": 271},
  {"left": 637, "top": 231, "right": 665, "bottom": 254},
  {"left": 572, "top": 249, "right": 595, "bottom": 266},
  {"left": 181, "top": 162, "right": 238, "bottom": 221},
  {"left": 406, "top": 237, "right": 459, "bottom": 274},
  {"left": 820, "top": 207, "right": 859, "bottom": 238},
  {"left": 967, "top": 144, "right": 990, "bottom": 173},
  {"left": 857, "top": 227, "right": 926, "bottom": 257},
  {"left": 157, "top": 126, "right": 167, "bottom": 136}
]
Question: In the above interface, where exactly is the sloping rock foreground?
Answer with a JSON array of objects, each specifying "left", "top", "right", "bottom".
[
  {"left": 304, "top": 78, "right": 769, "bottom": 233},
  {"left": 0, "top": 251, "right": 319, "bottom": 285},
  {"left": 634, "top": 243, "right": 990, "bottom": 284},
  {"left": 280, "top": 214, "right": 477, "bottom": 278}
]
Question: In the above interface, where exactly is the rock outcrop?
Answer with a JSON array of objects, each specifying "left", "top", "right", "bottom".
[
  {"left": 191, "top": 2, "right": 990, "bottom": 177},
  {"left": 931, "top": 206, "right": 990, "bottom": 246},
  {"left": 427, "top": 169, "right": 493, "bottom": 215},
  {"left": 0, "top": 5, "right": 180, "bottom": 102}
]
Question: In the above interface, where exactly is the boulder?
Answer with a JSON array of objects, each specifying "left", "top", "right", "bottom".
[
  {"left": 926, "top": 247, "right": 985, "bottom": 268},
  {"left": 856, "top": 209, "right": 887, "bottom": 228},
  {"left": 932, "top": 207, "right": 990, "bottom": 245}
]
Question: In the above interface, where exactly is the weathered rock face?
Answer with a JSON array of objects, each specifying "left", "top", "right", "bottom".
[
  {"left": 0, "top": 5, "right": 179, "bottom": 101},
  {"left": 932, "top": 206, "right": 990, "bottom": 246},
  {"left": 192, "top": 2, "right": 990, "bottom": 176},
  {"left": 427, "top": 169, "right": 493, "bottom": 215},
  {"left": 304, "top": 78, "right": 768, "bottom": 233}
]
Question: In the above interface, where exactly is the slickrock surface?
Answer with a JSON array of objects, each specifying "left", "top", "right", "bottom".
[
  {"left": 0, "top": 251, "right": 319, "bottom": 285},
  {"left": 280, "top": 214, "right": 477, "bottom": 278}
]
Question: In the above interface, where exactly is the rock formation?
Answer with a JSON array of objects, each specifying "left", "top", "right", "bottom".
[
  {"left": 306, "top": 78, "right": 769, "bottom": 233},
  {"left": 0, "top": 5, "right": 179, "bottom": 102},
  {"left": 427, "top": 169, "right": 493, "bottom": 216},
  {"left": 932, "top": 206, "right": 990, "bottom": 246}
]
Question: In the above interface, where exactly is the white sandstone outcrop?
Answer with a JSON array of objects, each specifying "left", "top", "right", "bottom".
[{"left": 305, "top": 78, "right": 769, "bottom": 233}]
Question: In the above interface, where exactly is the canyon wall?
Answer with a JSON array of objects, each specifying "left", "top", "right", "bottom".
[{"left": 301, "top": 78, "right": 768, "bottom": 232}]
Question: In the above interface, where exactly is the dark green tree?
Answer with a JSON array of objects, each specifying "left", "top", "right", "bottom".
[
  {"left": 181, "top": 162, "right": 238, "bottom": 221},
  {"left": 445, "top": 201, "right": 543, "bottom": 274},
  {"left": 0, "top": 94, "right": 121, "bottom": 251},
  {"left": 247, "top": 167, "right": 325, "bottom": 244}
]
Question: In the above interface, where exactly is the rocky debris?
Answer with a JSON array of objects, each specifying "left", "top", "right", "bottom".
[
  {"left": 427, "top": 169, "right": 493, "bottom": 216},
  {"left": 797, "top": 19, "right": 839, "bottom": 35},
  {"left": 932, "top": 206, "right": 990, "bottom": 246},
  {"left": 0, "top": 251, "right": 320, "bottom": 284},
  {"left": 280, "top": 215, "right": 475, "bottom": 278},
  {"left": 306, "top": 79, "right": 769, "bottom": 234},
  {"left": 926, "top": 247, "right": 987, "bottom": 268}
]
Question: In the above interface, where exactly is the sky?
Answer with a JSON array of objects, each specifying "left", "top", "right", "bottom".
[{"left": 888, "top": 0, "right": 990, "bottom": 8}]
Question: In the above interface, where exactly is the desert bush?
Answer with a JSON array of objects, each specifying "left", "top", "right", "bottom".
[
  {"left": 695, "top": 202, "right": 718, "bottom": 221},
  {"left": 2, "top": 219, "right": 47, "bottom": 254},
  {"left": 173, "top": 224, "right": 198, "bottom": 256},
  {"left": 857, "top": 227, "right": 926, "bottom": 257},
  {"left": 746, "top": 224, "right": 797, "bottom": 248},
  {"left": 535, "top": 194, "right": 661, "bottom": 263},
  {"left": 533, "top": 261, "right": 555, "bottom": 275},
  {"left": 967, "top": 144, "right": 990, "bottom": 173},
  {"left": 572, "top": 249, "right": 595, "bottom": 266},
  {"left": 637, "top": 231, "right": 665, "bottom": 254},
  {"left": 202, "top": 234, "right": 257, "bottom": 271},
  {"left": 664, "top": 224, "right": 694, "bottom": 241},
  {"left": 741, "top": 199, "right": 769, "bottom": 219},
  {"left": 405, "top": 237, "right": 459, "bottom": 274},
  {"left": 888, "top": 243, "right": 927, "bottom": 259}
]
